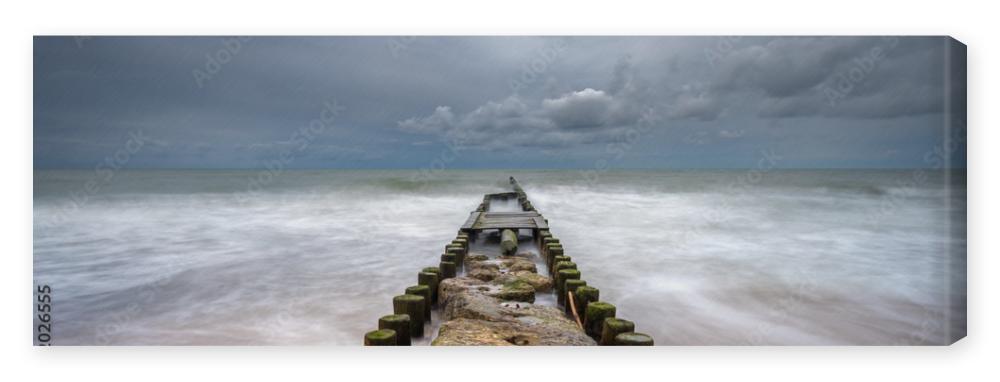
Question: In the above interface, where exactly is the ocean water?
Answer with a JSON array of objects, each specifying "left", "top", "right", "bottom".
[{"left": 32, "top": 169, "right": 966, "bottom": 345}]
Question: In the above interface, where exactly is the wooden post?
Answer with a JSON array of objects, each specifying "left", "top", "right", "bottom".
[
  {"left": 378, "top": 314, "right": 411, "bottom": 346},
  {"left": 500, "top": 229, "right": 518, "bottom": 256},
  {"left": 574, "top": 286, "right": 600, "bottom": 329},
  {"left": 440, "top": 252, "right": 457, "bottom": 264},
  {"left": 364, "top": 329, "right": 397, "bottom": 346},
  {"left": 545, "top": 244, "right": 564, "bottom": 268},
  {"left": 405, "top": 285, "right": 432, "bottom": 321},
  {"left": 439, "top": 261, "right": 457, "bottom": 279},
  {"left": 418, "top": 271, "right": 440, "bottom": 303},
  {"left": 600, "top": 318, "right": 635, "bottom": 346},
  {"left": 446, "top": 245, "right": 465, "bottom": 266},
  {"left": 537, "top": 229, "right": 551, "bottom": 248},
  {"left": 614, "top": 332, "right": 654, "bottom": 346},
  {"left": 584, "top": 302, "right": 616, "bottom": 339},
  {"left": 553, "top": 261, "right": 577, "bottom": 278},
  {"left": 393, "top": 294, "right": 425, "bottom": 337},
  {"left": 555, "top": 269, "right": 581, "bottom": 306},
  {"left": 550, "top": 256, "right": 572, "bottom": 276},
  {"left": 564, "top": 279, "right": 587, "bottom": 313}
]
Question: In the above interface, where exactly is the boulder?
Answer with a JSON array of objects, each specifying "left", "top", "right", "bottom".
[{"left": 433, "top": 276, "right": 595, "bottom": 345}]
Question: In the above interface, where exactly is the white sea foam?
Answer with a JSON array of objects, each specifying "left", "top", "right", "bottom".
[{"left": 33, "top": 169, "right": 965, "bottom": 345}]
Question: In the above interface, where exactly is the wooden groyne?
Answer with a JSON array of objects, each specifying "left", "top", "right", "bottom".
[{"left": 364, "top": 177, "right": 654, "bottom": 346}]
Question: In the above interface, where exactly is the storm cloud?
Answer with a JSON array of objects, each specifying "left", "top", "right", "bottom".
[{"left": 34, "top": 36, "right": 965, "bottom": 169}]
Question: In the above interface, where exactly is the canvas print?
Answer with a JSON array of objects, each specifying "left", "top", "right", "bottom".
[{"left": 33, "top": 36, "right": 966, "bottom": 345}]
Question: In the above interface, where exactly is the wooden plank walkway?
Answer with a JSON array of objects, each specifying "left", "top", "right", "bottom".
[{"left": 460, "top": 211, "right": 549, "bottom": 231}]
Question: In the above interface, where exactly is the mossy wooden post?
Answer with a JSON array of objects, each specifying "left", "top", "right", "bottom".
[
  {"left": 600, "top": 318, "right": 635, "bottom": 346},
  {"left": 545, "top": 244, "right": 564, "bottom": 268},
  {"left": 574, "top": 286, "right": 600, "bottom": 330},
  {"left": 440, "top": 252, "right": 457, "bottom": 264},
  {"left": 555, "top": 269, "right": 581, "bottom": 306},
  {"left": 500, "top": 229, "right": 518, "bottom": 256},
  {"left": 422, "top": 266, "right": 441, "bottom": 276},
  {"left": 393, "top": 294, "right": 425, "bottom": 337},
  {"left": 452, "top": 238, "right": 468, "bottom": 251},
  {"left": 584, "top": 302, "right": 616, "bottom": 339},
  {"left": 446, "top": 245, "right": 465, "bottom": 267},
  {"left": 378, "top": 314, "right": 411, "bottom": 346},
  {"left": 440, "top": 261, "right": 457, "bottom": 279},
  {"left": 418, "top": 271, "right": 439, "bottom": 303},
  {"left": 405, "top": 285, "right": 432, "bottom": 321},
  {"left": 550, "top": 256, "right": 572, "bottom": 276},
  {"left": 615, "top": 332, "right": 654, "bottom": 346},
  {"left": 564, "top": 279, "right": 587, "bottom": 314},
  {"left": 536, "top": 229, "right": 551, "bottom": 247},
  {"left": 364, "top": 329, "right": 396, "bottom": 346},
  {"left": 542, "top": 237, "right": 560, "bottom": 260},
  {"left": 553, "top": 261, "right": 577, "bottom": 278}
]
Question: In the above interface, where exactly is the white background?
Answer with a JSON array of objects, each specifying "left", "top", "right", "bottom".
[{"left": 2, "top": 0, "right": 994, "bottom": 380}]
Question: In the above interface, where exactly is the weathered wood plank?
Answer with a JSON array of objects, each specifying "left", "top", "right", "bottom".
[{"left": 461, "top": 211, "right": 483, "bottom": 230}]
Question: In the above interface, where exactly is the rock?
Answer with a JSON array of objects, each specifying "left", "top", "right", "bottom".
[
  {"left": 514, "top": 251, "right": 539, "bottom": 260},
  {"left": 469, "top": 267, "right": 500, "bottom": 281},
  {"left": 496, "top": 278, "right": 535, "bottom": 303},
  {"left": 434, "top": 276, "right": 595, "bottom": 346},
  {"left": 464, "top": 252, "right": 490, "bottom": 264},
  {"left": 498, "top": 272, "right": 553, "bottom": 292},
  {"left": 497, "top": 256, "right": 537, "bottom": 273}
]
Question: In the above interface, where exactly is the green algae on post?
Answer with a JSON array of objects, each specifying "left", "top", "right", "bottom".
[
  {"left": 417, "top": 271, "right": 440, "bottom": 303},
  {"left": 500, "top": 229, "right": 518, "bottom": 256},
  {"left": 392, "top": 294, "right": 426, "bottom": 337},
  {"left": 615, "top": 332, "right": 654, "bottom": 346},
  {"left": 563, "top": 279, "right": 587, "bottom": 312},
  {"left": 555, "top": 269, "right": 581, "bottom": 305},
  {"left": 600, "top": 318, "right": 635, "bottom": 346},
  {"left": 378, "top": 314, "right": 411, "bottom": 346},
  {"left": 405, "top": 285, "right": 432, "bottom": 320},
  {"left": 440, "top": 252, "right": 457, "bottom": 264},
  {"left": 584, "top": 302, "right": 616, "bottom": 339},
  {"left": 439, "top": 261, "right": 457, "bottom": 279},
  {"left": 364, "top": 329, "right": 397, "bottom": 346}
]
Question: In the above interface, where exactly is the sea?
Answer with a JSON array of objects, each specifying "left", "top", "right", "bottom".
[{"left": 32, "top": 169, "right": 966, "bottom": 345}]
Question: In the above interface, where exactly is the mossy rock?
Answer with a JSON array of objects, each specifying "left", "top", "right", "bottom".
[
  {"left": 465, "top": 253, "right": 490, "bottom": 263},
  {"left": 507, "top": 272, "right": 553, "bottom": 292},
  {"left": 496, "top": 278, "right": 535, "bottom": 303}
]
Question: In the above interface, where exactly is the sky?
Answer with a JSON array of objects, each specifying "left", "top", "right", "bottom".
[{"left": 34, "top": 36, "right": 966, "bottom": 169}]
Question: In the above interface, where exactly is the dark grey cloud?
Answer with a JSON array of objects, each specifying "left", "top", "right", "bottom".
[{"left": 35, "top": 36, "right": 965, "bottom": 169}]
